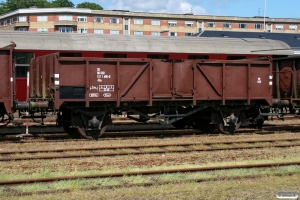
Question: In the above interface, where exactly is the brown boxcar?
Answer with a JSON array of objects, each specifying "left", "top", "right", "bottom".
[
  {"left": 22, "top": 53, "right": 274, "bottom": 138},
  {"left": 273, "top": 56, "right": 300, "bottom": 112},
  {"left": 0, "top": 43, "right": 16, "bottom": 123}
]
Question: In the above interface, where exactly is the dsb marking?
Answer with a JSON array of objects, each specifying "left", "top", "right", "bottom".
[
  {"left": 103, "top": 93, "right": 111, "bottom": 97},
  {"left": 89, "top": 93, "right": 99, "bottom": 97}
]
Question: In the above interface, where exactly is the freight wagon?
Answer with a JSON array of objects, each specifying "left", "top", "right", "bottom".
[
  {"left": 0, "top": 43, "right": 15, "bottom": 126},
  {"left": 12, "top": 53, "right": 285, "bottom": 139},
  {"left": 0, "top": 33, "right": 297, "bottom": 139},
  {"left": 0, "top": 31, "right": 293, "bottom": 102}
]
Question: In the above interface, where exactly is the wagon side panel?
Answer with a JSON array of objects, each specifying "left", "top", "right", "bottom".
[
  {"left": 0, "top": 44, "right": 15, "bottom": 114},
  {"left": 194, "top": 60, "right": 272, "bottom": 105}
]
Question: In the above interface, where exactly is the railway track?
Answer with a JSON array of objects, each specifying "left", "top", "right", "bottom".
[
  {"left": 1, "top": 161, "right": 299, "bottom": 186},
  {"left": 1, "top": 120, "right": 300, "bottom": 144},
  {"left": 0, "top": 114, "right": 298, "bottom": 136},
  {"left": 4, "top": 172, "right": 298, "bottom": 197},
  {"left": 1, "top": 137, "right": 300, "bottom": 161}
]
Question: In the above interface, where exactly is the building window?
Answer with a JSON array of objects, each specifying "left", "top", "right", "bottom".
[
  {"left": 223, "top": 22, "right": 231, "bottom": 28},
  {"left": 17, "top": 28, "right": 27, "bottom": 31},
  {"left": 169, "top": 32, "right": 177, "bottom": 36},
  {"left": 18, "top": 16, "right": 26, "bottom": 22},
  {"left": 207, "top": 22, "right": 215, "bottom": 28},
  {"left": 185, "top": 21, "right": 194, "bottom": 27},
  {"left": 77, "top": 16, "right": 87, "bottom": 22},
  {"left": 290, "top": 25, "right": 297, "bottom": 30},
  {"left": 255, "top": 24, "right": 263, "bottom": 29},
  {"left": 104, "top": 54, "right": 126, "bottom": 58},
  {"left": 110, "top": 30, "right": 119, "bottom": 34},
  {"left": 59, "top": 15, "right": 72, "bottom": 21},
  {"left": 59, "top": 27, "right": 73, "bottom": 33},
  {"left": 94, "top": 17, "right": 103, "bottom": 23},
  {"left": 227, "top": 56, "right": 247, "bottom": 60},
  {"left": 134, "top": 30, "right": 143, "bottom": 35},
  {"left": 15, "top": 52, "right": 34, "bottom": 77},
  {"left": 275, "top": 24, "right": 284, "bottom": 30},
  {"left": 38, "top": 28, "right": 48, "bottom": 32},
  {"left": 168, "top": 20, "right": 177, "bottom": 26},
  {"left": 185, "top": 33, "right": 193, "bottom": 36},
  {"left": 134, "top": 19, "right": 143, "bottom": 25},
  {"left": 10, "top": 18, "right": 14, "bottom": 24},
  {"left": 147, "top": 54, "right": 169, "bottom": 59},
  {"left": 239, "top": 23, "right": 247, "bottom": 29},
  {"left": 78, "top": 28, "right": 87, "bottom": 33},
  {"left": 151, "top": 20, "right": 160, "bottom": 26},
  {"left": 266, "top": 24, "right": 271, "bottom": 32},
  {"left": 3, "top": 20, "right": 7, "bottom": 27},
  {"left": 110, "top": 18, "right": 119, "bottom": 24},
  {"left": 94, "top": 29, "right": 103, "bottom": 34},
  {"left": 188, "top": 55, "right": 209, "bottom": 59},
  {"left": 152, "top": 31, "right": 160, "bottom": 36},
  {"left": 37, "top": 16, "right": 48, "bottom": 22},
  {"left": 124, "top": 18, "right": 129, "bottom": 35}
]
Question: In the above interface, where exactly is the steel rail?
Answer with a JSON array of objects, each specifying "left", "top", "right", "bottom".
[
  {"left": 0, "top": 161, "right": 299, "bottom": 186},
  {"left": 5, "top": 172, "right": 298, "bottom": 196},
  {"left": 1, "top": 142, "right": 300, "bottom": 161},
  {"left": 1, "top": 137, "right": 300, "bottom": 155}
]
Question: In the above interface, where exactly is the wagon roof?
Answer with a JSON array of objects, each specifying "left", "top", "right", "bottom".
[{"left": 0, "top": 31, "right": 294, "bottom": 55}]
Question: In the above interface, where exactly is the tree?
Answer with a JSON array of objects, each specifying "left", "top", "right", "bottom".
[
  {"left": 0, "top": 0, "right": 51, "bottom": 15},
  {"left": 76, "top": 2, "right": 103, "bottom": 10},
  {"left": 51, "top": 0, "right": 74, "bottom": 8}
]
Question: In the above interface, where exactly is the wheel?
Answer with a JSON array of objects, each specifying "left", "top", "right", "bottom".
[
  {"left": 74, "top": 115, "right": 98, "bottom": 140},
  {"left": 194, "top": 119, "right": 216, "bottom": 133},
  {"left": 216, "top": 121, "right": 241, "bottom": 134},
  {"left": 214, "top": 112, "right": 241, "bottom": 135},
  {"left": 0, "top": 114, "right": 12, "bottom": 126}
]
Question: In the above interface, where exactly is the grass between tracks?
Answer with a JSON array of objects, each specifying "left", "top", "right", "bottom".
[
  {"left": 0, "top": 166, "right": 300, "bottom": 199},
  {"left": 1, "top": 133, "right": 300, "bottom": 199},
  {"left": 1, "top": 152, "right": 300, "bottom": 181}
]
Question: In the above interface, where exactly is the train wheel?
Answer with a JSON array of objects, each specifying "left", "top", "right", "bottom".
[
  {"left": 216, "top": 121, "right": 241, "bottom": 134},
  {"left": 0, "top": 114, "right": 11, "bottom": 126},
  {"left": 214, "top": 112, "right": 241, "bottom": 135},
  {"left": 74, "top": 115, "right": 98, "bottom": 140},
  {"left": 194, "top": 119, "right": 216, "bottom": 133}
]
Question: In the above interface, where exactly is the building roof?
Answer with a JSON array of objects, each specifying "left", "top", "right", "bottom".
[
  {"left": 1, "top": 7, "right": 300, "bottom": 22},
  {"left": 194, "top": 30, "right": 300, "bottom": 54},
  {"left": 0, "top": 31, "right": 294, "bottom": 55}
]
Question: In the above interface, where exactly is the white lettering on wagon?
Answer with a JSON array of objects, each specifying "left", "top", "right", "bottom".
[
  {"left": 257, "top": 77, "right": 261, "bottom": 84},
  {"left": 97, "top": 68, "right": 111, "bottom": 82},
  {"left": 89, "top": 93, "right": 99, "bottom": 97},
  {"left": 90, "top": 86, "right": 98, "bottom": 90},
  {"left": 99, "top": 85, "right": 114, "bottom": 92},
  {"left": 103, "top": 93, "right": 111, "bottom": 97}
]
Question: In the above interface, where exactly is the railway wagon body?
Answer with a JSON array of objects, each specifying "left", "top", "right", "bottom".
[
  {"left": 19, "top": 53, "right": 275, "bottom": 138},
  {"left": 0, "top": 43, "right": 15, "bottom": 123},
  {"left": 272, "top": 56, "right": 300, "bottom": 113},
  {"left": 0, "top": 31, "right": 293, "bottom": 102}
]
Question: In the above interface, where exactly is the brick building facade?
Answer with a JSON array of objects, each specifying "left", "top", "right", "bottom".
[{"left": 1, "top": 7, "right": 300, "bottom": 36}]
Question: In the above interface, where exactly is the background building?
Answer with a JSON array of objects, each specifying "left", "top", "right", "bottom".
[
  {"left": 1, "top": 7, "right": 300, "bottom": 36},
  {"left": 194, "top": 30, "right": 300, "bottom": 55}
]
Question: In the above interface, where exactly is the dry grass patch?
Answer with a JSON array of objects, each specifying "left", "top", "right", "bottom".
[{"left": 2, "top": 174, "right": 300, "bottom": 200}]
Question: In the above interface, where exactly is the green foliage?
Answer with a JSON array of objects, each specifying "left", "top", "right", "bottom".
[
  {"left": 0, "top": 0, "right": 52, "bottom": 14},
  {"left": 0, "top": 0, "right": 105, "bottom": 15},
  {"left": 76, "top": 1, "right": 103, "bottom": 10},
  {"left": 51, "top": 0, "right": 74, "bottom": 8}
]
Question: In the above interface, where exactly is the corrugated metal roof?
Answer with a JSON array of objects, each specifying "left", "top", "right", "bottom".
[
  {"left": 0, "top": 31, "right": 294, "bottom": 55},
  {"left": 194, "top": 30, "right": 300, "bottom": 54}
]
